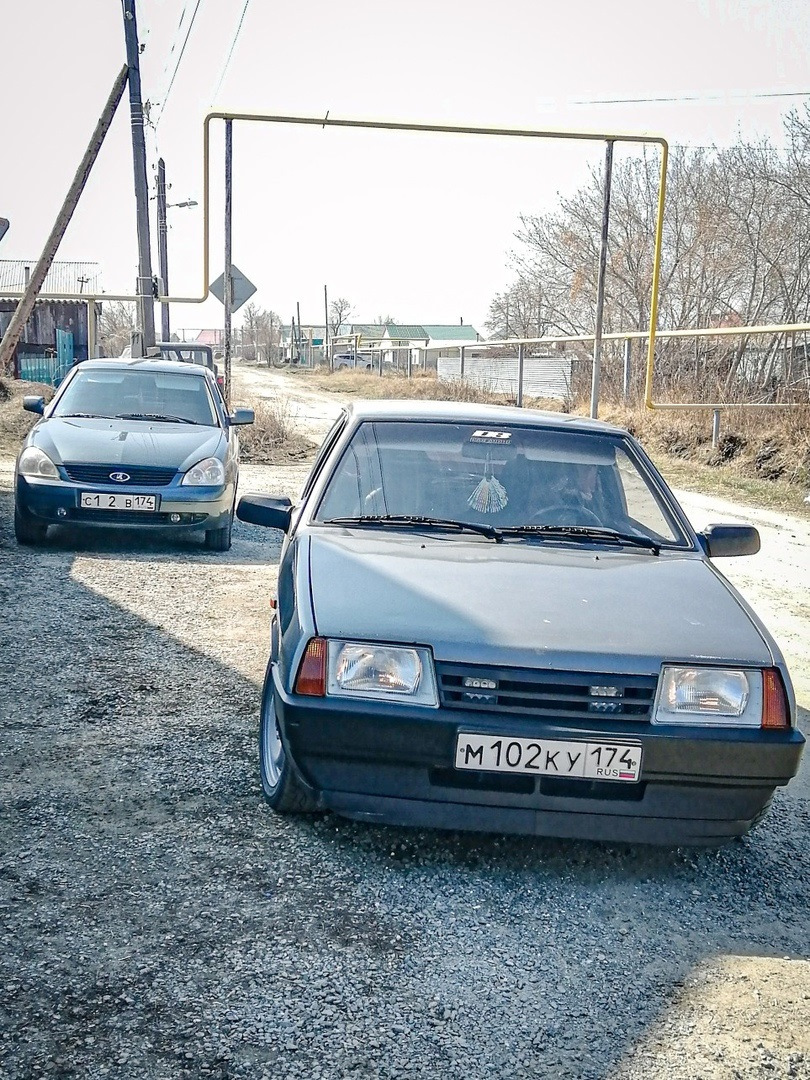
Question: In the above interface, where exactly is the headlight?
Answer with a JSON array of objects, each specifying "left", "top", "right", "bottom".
[
  {"left": 181, "top": 456, "right": 225, "bottom": 486},
  {"left": 652, "top": 666, "right": 763, "bottom": 727},
  {"left": 326, "top": 641, "right": 438, "bottom": 706},
  {"left": 18, "top": 446, "right": 59, "bottom": 479}
]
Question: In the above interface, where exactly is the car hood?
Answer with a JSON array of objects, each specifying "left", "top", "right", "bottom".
[
  {"left": 306, "top": 531, "right": 772, "bottom": 674},
  {"left": 29, "top": 417, "right": 224, "bottom": 471}
]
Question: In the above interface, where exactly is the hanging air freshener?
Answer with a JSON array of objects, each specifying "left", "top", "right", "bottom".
[{"left": 467, "top": 453, "right": 508, "bottom": 514}]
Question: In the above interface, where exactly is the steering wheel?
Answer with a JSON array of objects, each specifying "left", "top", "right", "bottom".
[{"left": 530, "top": 501, "right": 602, "bottom": 527}]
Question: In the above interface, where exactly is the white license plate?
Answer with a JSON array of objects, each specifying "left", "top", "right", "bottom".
[
  {"left": 455, "top": 733, "right": 642, "bottom": 782},
  {"left": 80, "top": 492, "right": 158, "bottom": 511}
]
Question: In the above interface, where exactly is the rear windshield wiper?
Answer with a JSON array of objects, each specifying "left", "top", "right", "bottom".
[
  {"left": 114, "top": 412, "right": 198, "bottom": 425},
  {"left": 322, "top": 514, "right": 504, "bottom": 542},
  {"left": 500, "top": 524, "right": 660, "bottom": 554}
]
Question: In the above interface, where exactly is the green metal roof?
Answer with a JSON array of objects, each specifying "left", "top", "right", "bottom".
[
  {"left": 421, "top": 324, "right": 479, "bottom": 340},
  {"left": 386, "top": 324, "right": 428, "bottom": 340}
]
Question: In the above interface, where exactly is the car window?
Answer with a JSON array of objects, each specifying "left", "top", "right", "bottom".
[
  {"left": 314, "top": 420, "right": 689, "bottom": 545},
  {"left": 299, "top": 412, "right": 349, "bottom": 504},
  {"left": 52, "top": 369, "right": 219, "bottom": 427}
]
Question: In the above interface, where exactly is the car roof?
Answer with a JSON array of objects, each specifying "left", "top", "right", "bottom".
[
  {"left": 75, "top": 358, "right": 213, "bottom": 377},
  {"left": 343, "top": 399, "right": 630, "bottom": 437}
]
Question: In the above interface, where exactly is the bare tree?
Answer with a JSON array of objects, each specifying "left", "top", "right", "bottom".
[
  {"left": 97, "top": 301, "right": 135, "bottom": 357},
  {"left": 329, "top": 297, "right": 353, "bottom": 336}
]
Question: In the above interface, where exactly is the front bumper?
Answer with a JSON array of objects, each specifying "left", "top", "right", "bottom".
[
  {"left": 16, "top": 475, "right": 234, "bottom": 532},
  {"left": 274, "top": 678, "right": 805, "bottom": 845}
]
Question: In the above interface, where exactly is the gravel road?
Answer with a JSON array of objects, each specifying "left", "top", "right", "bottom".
[{"left": 1, "top": 363, "right": 808, "bottom": 1080}]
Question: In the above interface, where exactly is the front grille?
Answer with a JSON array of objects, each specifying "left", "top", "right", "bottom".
[
  {"left": 436, "top": 662, "right": 657, "bottom": 723},
  {"left": 72, "top": 509, "right": 206, "bottom": 525},
  {"left": 63, "top": 463, "right": 178, "bottom": 486}
]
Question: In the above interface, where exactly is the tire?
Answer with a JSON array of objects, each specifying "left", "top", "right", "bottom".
[
  {"left": 14, "top": 503, "right": 48, "bottom": 546},
  {"left": 749, "top": 794, "right": 774, "bottom": 831},
  {"left": 259, "top": 668, "right": 320, "bottom": 812},
  {"left": 205, "top": 510, "right": 233, "bottom": 551}
]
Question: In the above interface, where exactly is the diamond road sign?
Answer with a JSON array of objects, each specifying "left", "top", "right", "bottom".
[
  {"left": 0, "top": 218, "right": 9, "bottom": 243},
  {"left": 209, "top": 264, "right": 256, "bottom": 312}
]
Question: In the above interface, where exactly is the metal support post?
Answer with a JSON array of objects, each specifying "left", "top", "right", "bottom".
[
  {"left": 622, "top": 337, "right": 632, "bottom": 400},
  {"left": 516, "top": 343, "right": 525, "bottom": 407},
  {"left": 459, "top": 345, "right": 466, "bottom": 382},
  {"left": 122, "top": 0, "right": 156, "bottom": 355},
  {"left": 223, "top": 119, "right": 233, "bottom": 405},
  {"left": 406, "top": 349, "right": 412, "bottom": 379},
  {"left": 324, "top": 284, "right": 330, "bottom": 369},
  {"left": 712, "top": 409, "right": 721, "bottom": 449},
  {"left": 590, "top": 139, "right": 614, "bottom": 419},
  {"left": 87, "top": 299, "right": 97, "bottom": 359},
  {"left": 156, "top": 157, "right": 170, "bottom": 342},
  {"left": 0, "top": 66, "right": 128, "bottom": 374}
]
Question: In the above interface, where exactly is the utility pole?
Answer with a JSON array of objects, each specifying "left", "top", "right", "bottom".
[
  {"left": 0, "top": 66, "right": 128, "bottom": 375},
  {"left": 223, "top": 119, "right": 233, "bottom": 404},
  {"left": 122, "top": 0, "right": 156, "bottom": 356},
  {"left": 156, "top": 157, "right": 170, "bottom": 342},
  {"left": 324, "top": 284, "right": 329, "bottom": 369},
  {"left": 590, "top": 140, "right": 614, "bottom": 419}
]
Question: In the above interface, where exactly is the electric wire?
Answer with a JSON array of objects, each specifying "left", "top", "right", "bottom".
[
  {"left": 154, "top": 0, "right": 205, "bottom": 129},
  {"left": 209, "top": 0, "right": 252, "bottom": 105},
  {"left": 566, "top": 90, "right": 810, "bottom": 106}
]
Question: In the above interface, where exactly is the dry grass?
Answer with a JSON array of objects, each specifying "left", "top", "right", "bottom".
[
  {"left": 238, "top": 397, "right": 317, "bottom": 465},
  {"left": 0, "top": 377, "right": 53, "bottom": 456}
]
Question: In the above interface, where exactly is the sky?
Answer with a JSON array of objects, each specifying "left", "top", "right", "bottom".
[{"left": 2, "top": 0, "right": 809, "bottom": 335}]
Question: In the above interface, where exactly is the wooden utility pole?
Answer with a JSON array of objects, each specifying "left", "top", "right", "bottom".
[
  {"left": 0, "top": 65, "right": 128, "bottom": 375},
  {"left": 122, "top": 0, "right": 157, "bottom": 356}
]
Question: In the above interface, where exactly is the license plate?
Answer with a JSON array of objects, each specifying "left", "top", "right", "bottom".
[
  {"left": 80, "top": 492, "right": 158, "bottom": 511},
  {"left": 455, "top": 733, "right": 642, "bottom": 782}
]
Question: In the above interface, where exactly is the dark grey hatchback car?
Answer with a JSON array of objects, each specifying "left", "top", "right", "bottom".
[{"left": 237, "top": 400, "right": 804, "bottom": 845}]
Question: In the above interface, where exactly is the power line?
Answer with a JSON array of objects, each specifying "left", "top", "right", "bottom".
[
  {"left": 154, "top": 0, "right": 204, "bottom": 129},
  {"left": 566, "top": 89, "right": 810, "bottom": 106},
  {"left": 210, "top": 0, "right": 252, "bottom": 105}
]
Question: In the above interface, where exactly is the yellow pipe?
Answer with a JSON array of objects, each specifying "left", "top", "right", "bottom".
[{"left": 645, "top": 141, "right": 669, "bottom": 409}]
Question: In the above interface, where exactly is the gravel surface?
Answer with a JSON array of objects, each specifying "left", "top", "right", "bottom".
[{"left": 1, "top": 364, "right": 808, "bottom": 1080}]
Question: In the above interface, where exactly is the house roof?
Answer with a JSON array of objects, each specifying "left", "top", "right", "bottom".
[
  {"left": 0, "top": 260, "right": 102, "bottom": 295},
  {"left": 421, "top": 324, "right": 479, "bottom": 341},
  {"left": 386, "top": 324, "right": 429, "bottom": 340}
]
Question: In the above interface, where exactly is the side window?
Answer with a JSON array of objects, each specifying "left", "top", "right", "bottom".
[
  {"left": 615, "top": 447, "right": 680, "bottom": 542},
  {"left": 299, "top": 413, "right": 348, "bottom": 504}
]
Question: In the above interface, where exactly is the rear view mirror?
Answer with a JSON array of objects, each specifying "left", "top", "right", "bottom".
[
  {"left": 23, "top": 396, "right": 45, "bottom": 414},
  {"left": 699, "top": 523, "right": 760, "bottom": 558},
  {"left": 237, "top": 494, "right": 292, "bottom": 532},
  {"left": 229, "top": 407, "right": 254, "bottom": 425}
]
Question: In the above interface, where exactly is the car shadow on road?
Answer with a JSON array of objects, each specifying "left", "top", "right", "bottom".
[{"left": 1, "top": 473, "right": 807, "bottom": 1080}]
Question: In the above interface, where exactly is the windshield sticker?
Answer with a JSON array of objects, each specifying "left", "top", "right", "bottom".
[{"left": 470, "top": 430, "right": 512, "bottom": 443}]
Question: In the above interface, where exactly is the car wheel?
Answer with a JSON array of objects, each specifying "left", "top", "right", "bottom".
[
  {"left": 205, "top": 510, "right": 233, "bottom": 551},
  {"left": 14, "top": 503, "right": 48, "bottom": 545},
  {"left": 259, "top": 668, "right": 320, "bottom": 812}
]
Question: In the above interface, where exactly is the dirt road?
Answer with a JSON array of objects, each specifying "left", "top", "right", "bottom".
[{"left": 1, "top": 363, "right": 807, "bottom": 1080}]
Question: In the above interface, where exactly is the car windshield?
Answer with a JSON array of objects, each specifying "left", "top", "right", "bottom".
[
  {"left": 52, "top": 368, "right": 218, "bottom": 427},
  {"left": 315, "top": 420, "right": 689, "bottom": 547}
]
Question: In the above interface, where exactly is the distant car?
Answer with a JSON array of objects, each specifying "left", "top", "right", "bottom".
[
  {"left": 333, "top": 352, "right": 372, "bottom": 370},
  {"left": 14, "top": 358, "right": 253, "bottom": 550},
  {"left": 237, "top": 400, "right": 804, "bottom": 845}
]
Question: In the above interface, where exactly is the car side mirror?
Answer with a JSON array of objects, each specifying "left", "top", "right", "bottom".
[
  {"left": 228, "top": 407, "right": 254, "bottom": 425},
  {"left": 699, "top": 523, "right": 760, "bottom": 558},
  {"left": 237, "top": 494, "right": 292, "bottom": 532},
  {"left": 23, "top": 395, "right": 45, "bottom": 414}
]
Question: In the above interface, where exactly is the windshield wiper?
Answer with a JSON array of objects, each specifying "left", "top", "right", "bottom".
[
  {"left": 114, "top": 412, "right": 198, "bottom": 425},
  {"left": 500, "top": 524, "right": 660, "bottom": 554},
  {"left": 323, "top": 514, "right": 504, "bottom": 542},
  {"left": 58, "top": 412, "right": 114, "bottom": 419}
]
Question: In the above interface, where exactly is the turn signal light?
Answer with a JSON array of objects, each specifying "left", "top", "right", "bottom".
[
  {"left": 762, "top": 668, "right": 789, "bottom": 729},
  {"left": 295, "top": 637, "right": 327, "bottom": 696}
]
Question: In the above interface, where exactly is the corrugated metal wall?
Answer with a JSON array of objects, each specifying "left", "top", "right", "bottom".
[{"left": 438, "top": 355, "right": 573, "bottom": 401}]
